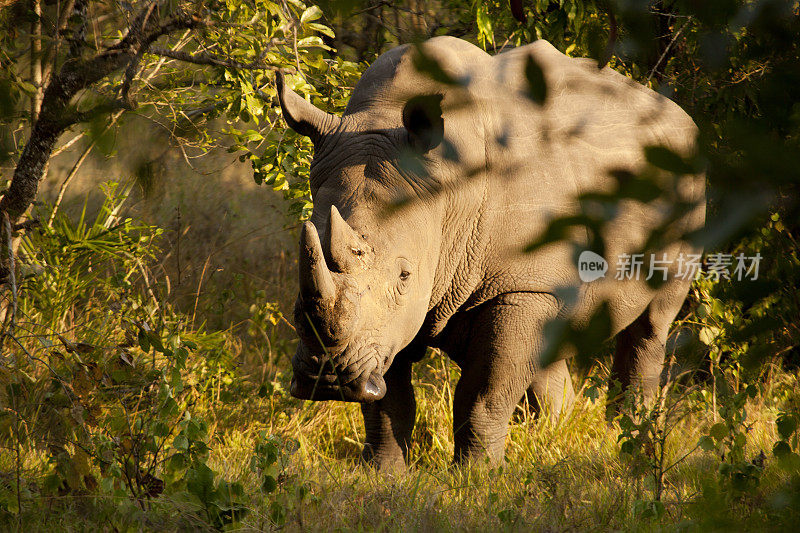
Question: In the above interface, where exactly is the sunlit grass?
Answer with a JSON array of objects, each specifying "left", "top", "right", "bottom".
[
  {"left": 177, "top": 350, "right": 796, "bottom": 532},
  {"left": 5, "top": 345, "right": 798, "bottom": 531}
]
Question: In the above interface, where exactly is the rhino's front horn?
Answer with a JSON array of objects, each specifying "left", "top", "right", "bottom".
[
  {"left": 276, "top": 72, "right": 341, "bottom": 142},
  {"left": 299, "top": 221, "right": 337, "bottom": 304},
  {"left": 326, "top": 205, "right": 371, "bottom": 272}
]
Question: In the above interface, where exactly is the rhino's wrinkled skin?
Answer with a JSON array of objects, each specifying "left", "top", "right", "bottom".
[{"left": 278, "top": 37, "right": 705, "bottom": 469}]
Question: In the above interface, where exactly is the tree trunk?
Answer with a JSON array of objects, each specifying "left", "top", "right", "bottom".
[{"left": 30, "top": 0, "right": 43, "bottom": 122}]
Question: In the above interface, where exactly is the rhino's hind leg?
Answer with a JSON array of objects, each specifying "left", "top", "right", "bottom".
[
  {"left": 520, "top": 359, "right": 575, "bottom": 420},
  {"left": 360, "top": 346, "right": 422, "bottom": 471},
  {"left": 610, "top": 280, "right": 690, "bottom": 402},
  {"left": 452, "top": 292, "right": 559, "bottom": 465}
]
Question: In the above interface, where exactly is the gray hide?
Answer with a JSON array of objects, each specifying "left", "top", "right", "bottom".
[{"left": 277, "top": 36, "right": 705, "bottom": 469}]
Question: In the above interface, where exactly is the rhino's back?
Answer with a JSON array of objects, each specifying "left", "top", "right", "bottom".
[
  {"left": 490, "top": 40, "right": 696, "bottom": 164},
  {"left": 464, "top": 40, "right": 704, "bottom": 326}
]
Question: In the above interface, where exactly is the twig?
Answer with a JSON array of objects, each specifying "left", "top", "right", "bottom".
[
  {"left": 60, "top": 100, "right": 130, "bottom": 127},
  {"left": 51, "top": 131, "right": 86, "bottom": 157},
  {"left": 47, "top": 110, "right": 124, "bottom": 227},
  {"left": 647, "top": 18, "right": 692, "bottom": 82},
  {"left": 191, "top": 254, "right": 212, "bottom": 328},
  {"left": 12, "top": 219, "right": 39, "bottom": 232},
  {"left": 48, "top": 142, "right": 94, "bottom": 226}
]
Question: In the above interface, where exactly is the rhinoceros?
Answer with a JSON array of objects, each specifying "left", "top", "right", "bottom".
[{"left": 276, "top": 36, "right": 705, "bottom": 469}]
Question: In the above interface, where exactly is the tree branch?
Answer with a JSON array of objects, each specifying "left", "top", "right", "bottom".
[
  {"left": 42, "top": 0, "right": 78, "bottom": 85},
  {"left": 0, "top": 6, "right": 203, "bottom": 224},
  {"left": 148, "top": 47, "right": 283, "bottom": 71}
]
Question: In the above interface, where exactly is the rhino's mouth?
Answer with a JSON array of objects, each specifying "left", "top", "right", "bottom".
[{"left": 290, "top": 341, "right": 387, "bottom": 402}]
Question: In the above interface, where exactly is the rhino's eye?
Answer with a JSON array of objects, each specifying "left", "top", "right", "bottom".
[{"left": 397, "top": 258, "right": 413, "bottom": 291}]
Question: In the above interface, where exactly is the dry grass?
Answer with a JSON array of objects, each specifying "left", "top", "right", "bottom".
[{"left": 186, "top": 350, "right": 796, "bottom": 532}]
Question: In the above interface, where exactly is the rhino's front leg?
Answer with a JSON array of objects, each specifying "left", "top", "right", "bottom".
[
  {"left": 360, "top": 345, "right": 422, "bottom": 471},
  {"left": 452, "top": 293, "right": 558, "bottom": 464}
]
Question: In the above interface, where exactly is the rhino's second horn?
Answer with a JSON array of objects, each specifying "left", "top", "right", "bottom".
[{"left": 326, "top": 205, "right": 371, "bottom": 272}]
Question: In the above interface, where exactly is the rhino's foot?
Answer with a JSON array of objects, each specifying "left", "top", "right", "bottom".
[
  {"left": 608, "top": 294, "right": 678, "bottom": 418},
  {"left": 361, "top": 443, "right": 407, "bottom": 472}
]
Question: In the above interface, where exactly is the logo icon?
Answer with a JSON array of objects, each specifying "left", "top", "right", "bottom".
[{"left": 578, "top": 250, "right": 608, "bottom": 282}]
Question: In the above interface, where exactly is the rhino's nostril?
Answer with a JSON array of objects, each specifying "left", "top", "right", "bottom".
[
  {"left": 364, "top": 378, "right": 381, "bottom": 397},
  {"left": 361, "top": 373, "right": 386, "bottom": 401}
]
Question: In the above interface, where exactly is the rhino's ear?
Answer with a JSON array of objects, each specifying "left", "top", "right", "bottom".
[
  {"left": 276, "top": 72, "right": 340, "bottom": 142},
  {"left": 402, "top": 94, "right": 444, "bottom": 152}
]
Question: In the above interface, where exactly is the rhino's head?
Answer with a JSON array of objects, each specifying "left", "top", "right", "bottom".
[{"left": 275, "top": 58, "right": 462, "bottom": 402}]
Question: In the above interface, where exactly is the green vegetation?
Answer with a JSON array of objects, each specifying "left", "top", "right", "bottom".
[{"left": 1, "top": 0, "right": 799, "bottom": 530}]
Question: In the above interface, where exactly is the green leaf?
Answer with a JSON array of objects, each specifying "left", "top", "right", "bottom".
[
  {"left": 187, "top": 463, "right": 216, "bottom": 504},
  {"left": 244, "top": 129, "right": 263, "bottom": 142},
  {"left": 773, "top": 440, "right": 792, "bottom": 458},
  {"left": 777, "top": 414, "right": 798, "bottom": 440},
  {"left": 698, "top": 327, "right": 718, "bottom": 346},
  {"left": 297, "top": 36, "right": 328, "bottom": 49},
  {"left": 644, "top": 146, "right": 695, "bottom": 175},
  {"left": 307, "top": 22, "right": 335, "bottom": 38},
  {"left": 524, "top": 55, "right": 547, "bottom": 106},
  {"left": 138, "top": 329, "right": 150, "bottom": 352},
  {"left": 698, "top": 436, "right": 715, "bottom": 451},
  {"left": 148, "top": 331, "right": 165, "bottom": 353},
  {"left": 709, "top": 422, "right": 728, "bottom": 442},
  {"left": 498, "top": 509, "right": 516, "bottom": 524},
  {"left": 262, "top": 474, "right": 277, "bottom": 493},
  {"left": 620, "top": 439, "right": 637, "bottom": 455},
  {"left": 476, "top": 4, "right": 494, "bottom": 45},
  {"left": 746, "top": 384, "right": 759, "bottom": 399},
  {"left": 167, "top": 452, "right": 187, "bottom": 472},
  {"left": 300, "top": 6, "right": 323, "bottom": 23},
  {"left": 269, "top": 500, "right": 286, "bottom": 525},
  {"left": 174, "top": 434, "right": 190, "bottom": 451},
  {"left": 584, "top": 384, "right": 600, "bottom": 403},
  {"left": 153, "top": 422, "right": 170, "bottom": 438},
  {"left": 175, "top": 347, "right": 189, "bottom": 368}
]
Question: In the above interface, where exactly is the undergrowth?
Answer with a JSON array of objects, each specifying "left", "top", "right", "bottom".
[{"left": 0, "top": 183, "right": 799, "bottom": 531}]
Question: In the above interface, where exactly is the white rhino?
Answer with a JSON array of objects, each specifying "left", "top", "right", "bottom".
[{"left": 277, "top": 36, "right": 705, "bottom": 469}]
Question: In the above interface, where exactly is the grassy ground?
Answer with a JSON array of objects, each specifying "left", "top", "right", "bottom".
[
  {"left": 5, "top": 347, "right": 798, "bottom": 532},
  {"left": 208, "top": 355, "right": 798, "bottom": 532}
]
